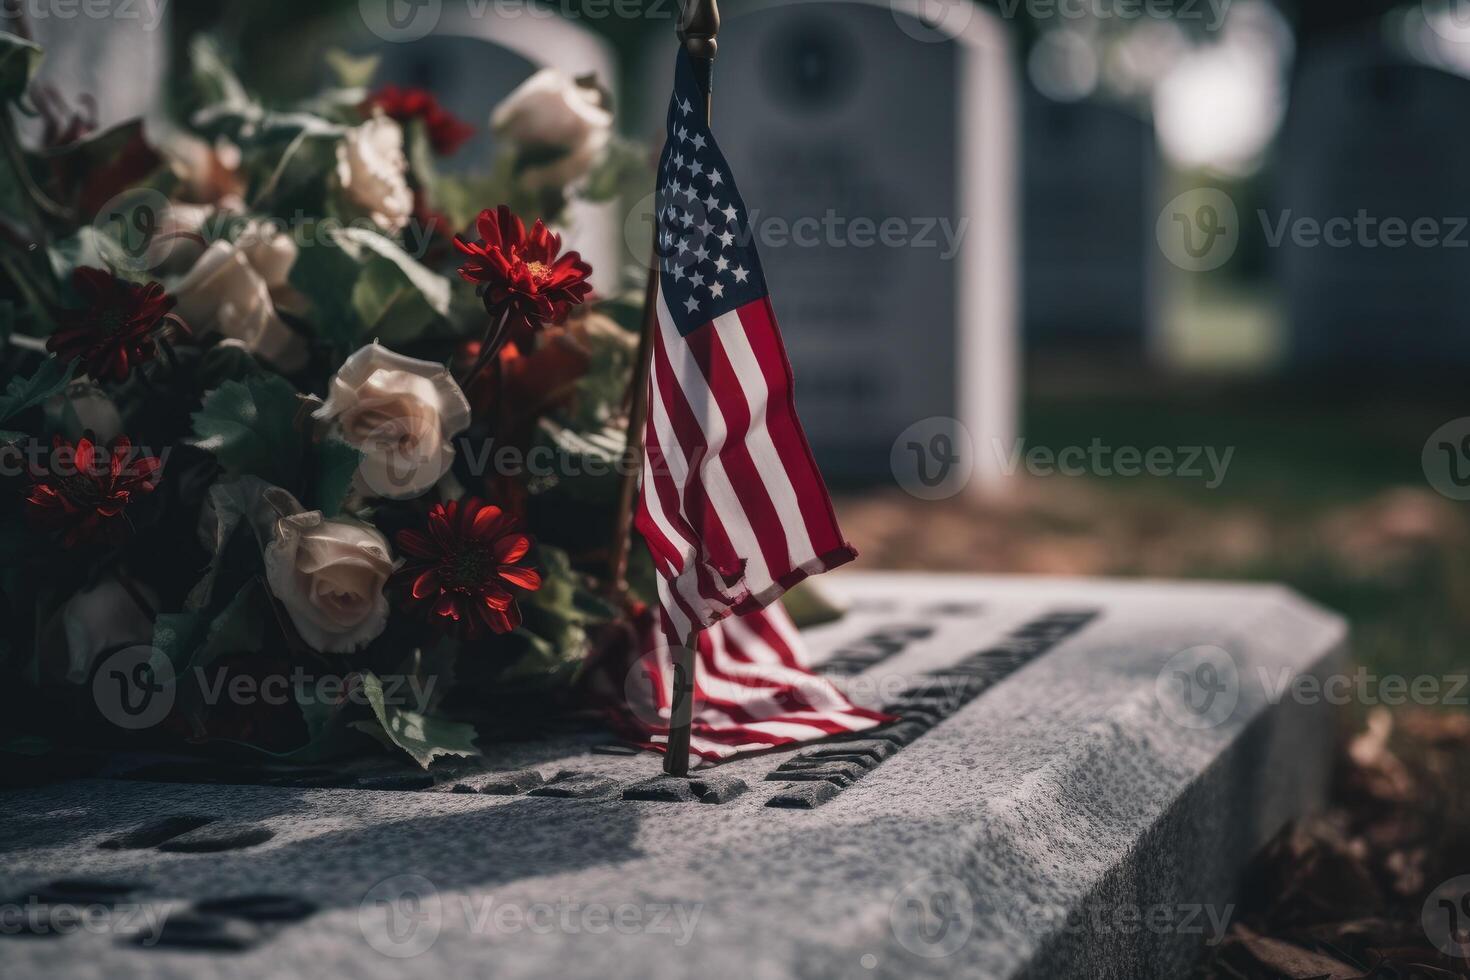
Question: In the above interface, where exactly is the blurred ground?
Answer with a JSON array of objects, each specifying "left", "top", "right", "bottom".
[
  {"left": 838, "top": 368, "right": 1470, "bottom": 680},
  {"left": 835, "top": 370, "right": 1470, "bottom": 976}
]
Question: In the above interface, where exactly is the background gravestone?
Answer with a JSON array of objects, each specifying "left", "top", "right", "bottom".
[
  {"left": 1023, "top": 93, "right": 1158, "bottom": 357},
  {"left": 342, "top": 5, "right": 623, "bottom": 296},
  {"left": 1276, "top": 38, "right": 1470, "bottom": 372},
  {"left": 15, "top": 1, "right": 170, "bottom": 140},
  {"left": 639, "top": 0, "right": 1019, "bottom": 493}
]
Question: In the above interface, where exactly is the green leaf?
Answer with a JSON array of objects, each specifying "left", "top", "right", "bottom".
[
  {"left": 0, "top": 31, "right": 42, "bottom": 103},
  {"left": 325, "top": 48, "right": 381, "bottom": 90},
  {"left": 358, "top": 671, "right": 480, "bottom": 769},
  {"left": 152, "top": 610, "right": 209, "bottom": 674},
  {"left": 0, "top": 356, "right": 75, "bottom": 427},
  {"left": 188, "top": 375, "right": 303, "bottom": 486},
  {"left": 340, "top": 227, "right": 451, "bottom": 343},
  {"left": 311, "top": 438, "right": 362, "bottom": 517},
  {"left": 189, "top": 579, "right": 266, "bottom": 673},
  {"left": 287, "top": 223, "right": 365, "bottom": 353},
  {"left": 188, "top": 35, "right": 251, "bottom": 114}
]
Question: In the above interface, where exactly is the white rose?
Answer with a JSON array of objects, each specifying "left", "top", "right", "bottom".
[
  {"left": 159, "top": 132, "right": 246, "bottom": 210},
  {"left": 491, "top": 69, "right": 613, "bottom": 191},
  {"left": 336, "top": 111, "right": 414, "bottom": 235},
  {"left": 264, "top": 511, "right": 394, "bottom": 653},
  {"left": 313, "top": 342, "right": 472, "bottom": 500},
  {"left": 173, "top": 222, "right": 307, "bottom": 372}
]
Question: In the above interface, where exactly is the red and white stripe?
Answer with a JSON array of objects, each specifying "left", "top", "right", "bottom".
[
  {"left": 635, "top": 291, "right": 858, "bottom": 640},
  {"left": 629, "top": 601, "right": 892, "bottom": 763},
  {"left": 631, "top": 285, "right": 883, "bottom": 762}
]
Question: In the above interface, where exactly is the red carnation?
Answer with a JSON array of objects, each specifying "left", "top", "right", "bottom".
[
  {"left": 454, "top": 205, "right": 594, "bottom": 347},
  {"left": 364, "top": 85, "right": 474, "bottom": 157},
  {"left": 47, "top": 268, "right": 176, "bottom": 383},
  {"left": 25, "top": 434, "right": 163, "bottom": 547},
  {"left": 393, "top": 497, "right": 543, "bottom": 638}
]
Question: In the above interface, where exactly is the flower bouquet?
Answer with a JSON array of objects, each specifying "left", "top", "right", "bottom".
[{"left": 0, "top": 32, "right": 666, "bottom": 768}]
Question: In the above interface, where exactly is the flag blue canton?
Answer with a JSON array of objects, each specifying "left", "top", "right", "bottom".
[{"left": 656, "top": 50, "right": 768, "bottom": 337}]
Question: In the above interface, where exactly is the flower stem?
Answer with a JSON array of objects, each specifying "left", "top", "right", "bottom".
[{"left": 459, "top": 306, "right": 512, "bottom": 392}]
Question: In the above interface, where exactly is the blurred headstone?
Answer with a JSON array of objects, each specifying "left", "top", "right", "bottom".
[
  {"left": 13, "top": 0, "right": 170, "bottom": 140},
  {"left": 640, "top": 0, "right": 1019, "bottom": 493},
  {"left": 347, "top": 5, "right": 621, "bottom": 294},
  {"left": 1278, "top": 40, "right": 1470, "bottom": 371},
  {"left": 1023, "top": 92, "right": 1158, "bottom": 355}
]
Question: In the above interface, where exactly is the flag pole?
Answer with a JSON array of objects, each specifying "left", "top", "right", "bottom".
[
  {"left": 663, "top": 0, "right": 719, "bottom": 778},
  {"left": 605, "top": 0, "right": 719, "bottom": 776}
]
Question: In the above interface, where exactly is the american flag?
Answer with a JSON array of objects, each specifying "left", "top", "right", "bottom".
[{"left": 630, "top": 49, "right": 890, "bottom": 762}]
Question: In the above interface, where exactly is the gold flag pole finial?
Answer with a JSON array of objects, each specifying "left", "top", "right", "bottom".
[{"left": 678, "top": 0, "right": 720, "bottom": 62}]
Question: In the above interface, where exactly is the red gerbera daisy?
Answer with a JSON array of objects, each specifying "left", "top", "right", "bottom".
[
  {"left": 364, "top": 85, "right": 474, "bottom": 157},
  {"left": 454, "top": 205, "right": 594, "bottom": 347},
  {"left": 47, "top": 267, "right": 176, "bottom": 382},
  {"left": 25, "top": 434, "right": 163, "bottom": 547},
  {"left": 393, "top": 497, "right": 543, "bottom": 638}
]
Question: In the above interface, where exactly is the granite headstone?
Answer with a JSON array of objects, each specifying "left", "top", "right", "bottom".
[
  {"left": 1277, "top": 39, "right": 1470, "bottom": 371},
  {"left": 0, "top": 573, "right": 1346, "bottom": 978}
]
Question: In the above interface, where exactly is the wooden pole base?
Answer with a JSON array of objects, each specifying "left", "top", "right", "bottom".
[{"left": 662, "top": 637, "right": 698, "bottom": 776}]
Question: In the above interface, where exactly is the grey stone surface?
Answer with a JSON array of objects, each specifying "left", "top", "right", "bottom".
[{"left": 0, "top": 574, "right": 1345, "bottom": 979}]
